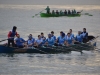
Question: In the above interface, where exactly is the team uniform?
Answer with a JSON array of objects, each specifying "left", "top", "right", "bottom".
[
  {"left": 27, "top": 38, "right": 35, "bottom": 47},
  {"left": 51, "top": 35, "right": 56, "bottom": 41},
  {"left": 66, "top": 36, "right": 74, "bottom": 44},
  {"left": 81, "top": 32, "right": 88, "bottom": 43},
  {"left": 46, "top": 38, "right": 54, "bottom": 46},
  {"left": 75, "top": 34, "right": 83, "bottom": 43},
  {"left": 15, "top": 38, "right": 25, "bottom": 48},
  {"left": 57, "top": 36, "right": 66, "bottom": 45},
  {"left": 36, "top": 39, "right": 43, "bottom": 46}
]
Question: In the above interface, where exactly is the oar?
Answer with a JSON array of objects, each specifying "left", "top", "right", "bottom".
[
  {"left": 33, "top": 47, "right": 48, "bottom": 54},
  {"left": 0, "top": 37, "right": 15, "bottom": 42},
  {"left": 32, "top": 9, "right": 45, "bottom": 18},
  {"left": 0, "top": 39, "right": 8, "bottom": 42},
  {"left": 77, "top": 10, "right": 83, "bottom": 14}
]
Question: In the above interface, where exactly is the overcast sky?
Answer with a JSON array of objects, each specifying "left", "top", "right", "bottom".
[{"left": 0, "top": 0, "right": 100, "bottom": 5}]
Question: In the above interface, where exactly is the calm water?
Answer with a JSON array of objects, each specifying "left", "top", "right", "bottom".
[{"left": 0, "top": 4, "right": 100, "bottom": 75}]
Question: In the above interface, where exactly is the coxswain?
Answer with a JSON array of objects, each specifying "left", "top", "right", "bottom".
[{"left": 8, "top": 26, "right": 18, "bottom": 47}]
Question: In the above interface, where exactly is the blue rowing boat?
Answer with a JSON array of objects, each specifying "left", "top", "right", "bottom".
[{"left": 0, "top": 36, "right": 97, "bottom": 54}]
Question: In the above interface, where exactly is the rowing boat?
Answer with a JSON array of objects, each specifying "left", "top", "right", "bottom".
[
  {"left": 40, "top": 13, "right": 81, "bottom": 17},
  {"left": 0, "top": 35, "right": 97, "bottom": 54}
]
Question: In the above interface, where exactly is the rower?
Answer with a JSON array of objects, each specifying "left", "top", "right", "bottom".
[
  {"left": 66, "top": 33, "right": 75, "bottom": 46},
  {"left": 73, "top": 9, "right": 76, "bottom": 14},
  {"left": 14, "top": 34, "right": 26, "bottom": 48},
  {"left": 27, "top": 34, "right": 35, "bottom": 47},
  {"left": 45, "top": 34, "right": 55, "bottom": 46},
  {"left": 68, "top": 10, "right": 71, "bottom": 14},
  {"left": 52, "top": 10, "right": 55, "bottom": 14},
  {"left": 81, "top": 28, "right": 88, "bottom": 43},
  {"left": 75, "top": 31, "right": 83, "bottom": 43},
  {"left": 45, "top": 6, "right": 50, "bottom": 14},
  {"left": 8, "top": 26, "right": 18, "bottom": 47},
  {"left": 51, "top": 31, "right": 56, "bottom": 41},
  {"left": 41, "top": 32, "right": 46, "bottom": 44},
  {"left": 59, "top": 10, "right": 63, "bottom": 15},
  {"left": 35, "top": 35, "right": 43, "bottom": 47},
  {"left": 56, "top": 10, "right": 59, "bottom": 15},
  {"left": 69, "top": 29, "right": 74, "bottom": 38},
  {"left": 64, "top": 10, "right": 67, "bottom": 15},
  {"left": 56, "top": 31, "right": 66, "bottom": 46}
]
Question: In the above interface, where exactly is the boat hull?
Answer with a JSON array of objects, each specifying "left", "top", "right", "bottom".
[
  {"left": 40, "top": 13, "right": 81, "bottom": 17},
  {"left": 0, "top": 35, "right": 97, "bottom": 54}
]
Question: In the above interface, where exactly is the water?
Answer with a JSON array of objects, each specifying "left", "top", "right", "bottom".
[{"left": 0, "top": 4, "right": 100, "bottom": 75}]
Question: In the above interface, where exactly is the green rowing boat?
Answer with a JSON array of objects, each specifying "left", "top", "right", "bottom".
[{"left": 40, "top": 13, "right": 81, "bottom": 17}]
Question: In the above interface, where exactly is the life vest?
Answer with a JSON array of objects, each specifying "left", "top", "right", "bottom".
[{"left": 8, "top": 30, "right": 17, "bottom": 40}]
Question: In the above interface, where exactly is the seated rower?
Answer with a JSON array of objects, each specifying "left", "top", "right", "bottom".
[
  {"left": 75, "top": 31, "right": 83, "bottom": 43},
  {"left": 69, "top": 29, "right": 74, "bottom": 38},
  {"left": 45, "top": 34, "right": 55, "bottom": 46},
  {"left": 64, "top": 10, "right": 67, "bottom": 15},
  {"left": 45, "top": 6, "right": 50, "bottom": 14},
  {"left": 73, "top": 9, "right": 76, "bottom": 14},
  {"left": 68, "top": 10, "right": 71, "bottom": 14},
  {"left": 41, "top": 32, "right": 46, "bottom": 44},
  {"left": 15, "top": 34, "right": 27, "bottom": 48},
  {"left": 35, "top": 35, "right": 43, "bottom": 47},
  {"left": 81, "top": 28, "right": 88, "bottom": 43},
  {"left": 27, "top": 34, "right": 35, "bottom": 47},
  {"left": 56, "top": 10, "right": 59, "bottom": 15},
  {"left": 59, "top": 10, "right": 63, "bottom": 15},
  {"left": 51, "top": 31, "right": 56, "bottom": 41},
  {"left": 56, "top": 31, "right": 66, "bottom": 46},
  {"left": 52, "top": 10, "right": 55, "bottom": 14},
  {"left": 66, "top": 33, "right": 75, "bottom": 46}
]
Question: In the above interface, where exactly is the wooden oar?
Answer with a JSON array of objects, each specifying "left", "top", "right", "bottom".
[
  {"left": 0, "top": 39, "right": 8, "bottom": 42},
  {"left": 0, "top": 37, "right": 15, "bottom": 42},
  {"left": 32, "top": 9, "right": 45, "bottom": 18}
]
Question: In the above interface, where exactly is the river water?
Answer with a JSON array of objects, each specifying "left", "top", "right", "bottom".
[{"left": 0, "top": 4, "right": 100, "bottom": 75}]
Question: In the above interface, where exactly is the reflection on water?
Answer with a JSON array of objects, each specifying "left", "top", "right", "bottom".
[{"left": 0, "top": 51, "right": 100, "bottom": 75}]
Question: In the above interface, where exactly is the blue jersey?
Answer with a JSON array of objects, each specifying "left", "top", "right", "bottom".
[
  {"left": 70, "top": 33, "right": 74, "bottom": 38},
  {"left": 46, "top": 38, "right": 54, "bottom": 46},
  {"left": 27, "top": 38, "right": 35, "bottom": 45},
  {"left": 41, "top": 37, "right": 46, "bottom": 44},
  {"left": 81, "top": 32, "right": 88, "bottom": 39},
  {"left": 75, "top": 34, "right": 83, "bottom": 42},
  {"left": 51, "top": 35, "right": 56, "bottom": 41},
  {"left": 15, "top": 38, "right": 25, "bottom": 46},
  {"left": 36, "top": 39, "right": 43, "bottom": 46},
  {"left": 57, "top": 36, "right": 66, "bottom": 44},
  {"left": 66, "top": 36, "right": 73, "bottom": 44}
]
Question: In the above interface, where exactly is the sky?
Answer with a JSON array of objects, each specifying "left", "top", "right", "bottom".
[{"left": 0, "top": 0, "right": 100, "bottom": 5}]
